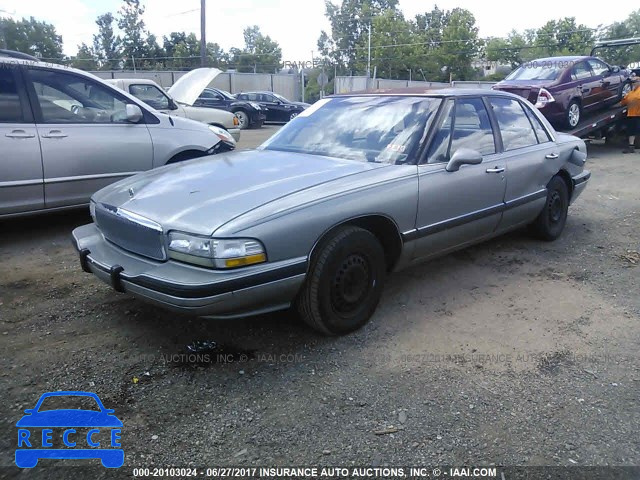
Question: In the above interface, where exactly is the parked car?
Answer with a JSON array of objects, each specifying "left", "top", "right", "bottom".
[
  {"left": 494, "top": 56, "right": 632, "bottom": 128},
  {"left": 107, "top": 76, "right": 241, "bottom": 141},
  {"left": 235, "top": 91, "right": 310, "bottom": 122},
  {"left": 194, "top": 87, "right": 266, "bottom": 129},
  {"left": 0, "top": 51, "right": 236, "bottom": 219},
  {"left": 73, "top": 88, "right": 590, "bottom": 336}
]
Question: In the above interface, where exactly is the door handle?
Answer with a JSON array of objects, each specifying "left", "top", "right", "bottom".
[
  {"left": 42, "top": 130, "right": 68, "bottom": 139},
  {"left": 545, "top": 153, "right": 559, "bottom": 159},
  {"left": 486, "top": 166, "right": 505, "bottom": 173},
  {"left": 5, "top": 130, "right": 35, "bottom": 139}
]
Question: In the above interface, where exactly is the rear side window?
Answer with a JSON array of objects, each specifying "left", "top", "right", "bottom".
[
  {"left": 427, "top": 97, "right": 496, "bottom": 163},
  {"left": 488, "top": 97, "right": 538, "bottom": 151},
  {"left": 523, "top": 106, "right": 552, "bottom": 143},
  {"left": 571, "top": 62, "right": 592, "bottom": 80},
  {"left": 0, "top": 69, "right": 24, "bottom": 123}
]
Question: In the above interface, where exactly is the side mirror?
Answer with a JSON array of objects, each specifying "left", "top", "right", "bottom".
[
  {"left": 168, "top": 98, "right": 179, "bottom": 110},
  {"left": 611, "top": 66, "right": 620, "bottom": 73},
  {"left": 125, "top": 104, "right": 143, "bottom": 123},
  {"left": 445, "top": 148, "right": 483, "bottom": 172}
]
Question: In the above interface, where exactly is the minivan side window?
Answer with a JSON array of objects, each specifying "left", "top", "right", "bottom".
[
  {"left": 28, "top": 68, "right": 130, "bottom": 124},
  {"left": 129, "top": 84, "right": 170, "bottom": 110},
  {"left": 0, "top": 70, "right": 24, "bottom": 123},
  {"left": 488, "top": 97, "right": 538, "bottom": 151}
]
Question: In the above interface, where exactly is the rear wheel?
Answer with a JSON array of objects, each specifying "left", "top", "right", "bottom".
[
  {"left": 529, "top": 175, "right": 569, "bottom": 241},
  {"left": 296, "top": 226, "right": 385, "bottom": 335},
  {"left": 565, "top": 100, "right": 581, "bottom": 129},
  {"left": 234, "top": 110, "right": 250, "bottom": 129}
]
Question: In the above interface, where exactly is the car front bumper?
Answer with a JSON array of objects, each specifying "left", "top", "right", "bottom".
[
  {"left": 71, "top": 223, "right": 306, "bottom": 318},
  {"left": 228, "top": 127, "right": 241, "bottom": 142}
]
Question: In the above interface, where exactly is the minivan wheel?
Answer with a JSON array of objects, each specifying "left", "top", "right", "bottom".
[
  {"left": 565, "top": 100, "right": 581, "bottom": 129},
  {"left": 234, "top": 110, "right": 249, "bottom": 129},
  {"left": 297, "top": 226, "right": 385, "bottom": 335},
  {"left": 529, "top": 175, "right": 569, "bottom": 241}
]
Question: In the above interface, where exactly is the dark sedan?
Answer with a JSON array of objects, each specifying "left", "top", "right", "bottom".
[
  {"left": 194, "top": 88, "right": 266, "bottom": 129},
  {"left": 494, "top": 56, "right": 632, "bottom": 129},
  {"left": 235, "top": 91, "right": 310, "bottom": 123}
]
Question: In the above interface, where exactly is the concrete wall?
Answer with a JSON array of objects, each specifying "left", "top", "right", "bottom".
[
  {"left": 334, "top": 76, "right": 496, "bottom": 94},
  {"left": 90, "top": 70, "right": 300, "bottom": 100}
]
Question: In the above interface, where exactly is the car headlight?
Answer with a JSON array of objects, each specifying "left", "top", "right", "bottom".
[
  {"left": 168, "top": 232, "right": 266, "bottom": 269},
  {"left": 208, "top": 125, "right": 236, "bottom": 145},
  {"left": 249, "top": 102, "right": 262, "bottom": 110}
]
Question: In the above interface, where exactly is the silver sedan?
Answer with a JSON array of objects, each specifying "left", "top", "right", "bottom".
[{"left": 72, "top": 89, "right": 590, "bottom": 335}]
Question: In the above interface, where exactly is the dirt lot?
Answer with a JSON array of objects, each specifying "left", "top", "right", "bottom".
[{"left": 1, "top": 130, "right": 639, "bottom": 477}]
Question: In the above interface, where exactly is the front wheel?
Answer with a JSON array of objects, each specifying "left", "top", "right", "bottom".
[
  {"left": 620, "top": 82, "right": 632, "bottom": 100},
  {"left": 296, "top": 226, "right": 385, "bottom": 335},
  {"left": 289, "top": 112, "right": 299, "bottom": 121},
  {"left": 529, "top": 175, "right": 569, "bottom": 241}
]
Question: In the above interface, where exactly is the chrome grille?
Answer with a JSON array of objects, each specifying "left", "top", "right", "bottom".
[{"left": 95, "top": 204, "right": 166, "bottom": 261}]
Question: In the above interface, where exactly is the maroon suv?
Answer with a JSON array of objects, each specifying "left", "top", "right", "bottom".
[{"left": 493, "top": 56, "right": 632, "bottom": 129}]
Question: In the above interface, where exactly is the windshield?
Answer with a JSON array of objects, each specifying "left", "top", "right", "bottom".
[
  {"left": 260, "top": 96, "right": 441, "bottom": 164},
  {"left": 506, "top": 64, "right": 562, "bottom": 81},
  {"left": 217, "top": 89, "right": 235, "bottom": 100}
]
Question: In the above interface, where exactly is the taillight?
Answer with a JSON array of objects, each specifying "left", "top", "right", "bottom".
[{"left": 534, "top": 88, "right": 555, "bottom": 108}]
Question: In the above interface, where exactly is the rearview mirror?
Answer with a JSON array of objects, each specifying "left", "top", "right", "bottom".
[
  {"left": 125, "top": 104, "right": 143, "bottom": 123},
  {"left": 445, "top": 148, "right": 483, "bottom": 172}
]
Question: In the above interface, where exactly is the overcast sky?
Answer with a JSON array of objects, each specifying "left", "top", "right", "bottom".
[{"left": 1, "top": 0, "right": 637, "bottom": 61}]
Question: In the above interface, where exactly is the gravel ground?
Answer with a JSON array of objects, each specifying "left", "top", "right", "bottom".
[{"left": 0, "top": 132, "right": 639, "bottom": 478}]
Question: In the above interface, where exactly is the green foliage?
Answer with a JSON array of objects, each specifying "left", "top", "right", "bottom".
[
  {"left": 70, "top": 43, "right": 98, "bottom": 69},
  {"left": 93, "top": 13, "right": 121, "bottom": 69},
  {"left": 0, "top": 16, "right": 64, "bottom": 60},
  {"left": 229, "top": 25, "right": 282, "bottom": 73}
]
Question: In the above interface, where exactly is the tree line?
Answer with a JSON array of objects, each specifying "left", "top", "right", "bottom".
[{"left": 1, "top": 0, "right": 639, "bottom": 83}]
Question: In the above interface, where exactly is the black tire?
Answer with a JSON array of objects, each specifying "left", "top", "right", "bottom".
[
  {"left": 289, "top": 111, "right": 299, "bottom": 121},
  {"left": 296, "top": 226, "right": 385, "bottom": 335},
  {"left": 565, "top": 99, "right": 581, "bottom": 129},
  {"left": 529, "top": 175, "right": 569, "bottom": 241},
  {"left": 234, "top": 110, "right": 250, "bottom": 129}
]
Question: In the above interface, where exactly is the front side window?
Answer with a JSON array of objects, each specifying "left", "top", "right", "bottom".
[
  {"left": 261, "top": 96, "right": 441, "bottom": 164},
  {"left": 29, "top": 69, "right": 129, "bottom": 124},
  {"left": 129, "top": 84, "right": 170, "bottom": 110},
  {"left": 587, "top": 59, "right": 609, "bottom": 76},
  {"left": 427, "top": 97, "right": 496, "bottom": 163},
  {"left": 488, "top": 97, "right": 538, "bottom": 150},
  {"left": 0, "top": 69, "right": 24, "bottom": 123}
]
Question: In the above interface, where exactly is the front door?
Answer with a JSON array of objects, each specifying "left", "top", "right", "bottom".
[
  {"left": 0, "top": 67, "right": 44, "bottom": 215},
  {"left": 25, "top": 67, "right": 154, "bottom": 208},
  {"left": 413, "top": 98, "right": 507, "bottom": 260}
]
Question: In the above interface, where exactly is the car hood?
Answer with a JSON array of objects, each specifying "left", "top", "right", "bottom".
[
  {"left": 168, "top": 68, "right": 223, "bottom": 106},
  {"left": 93, "top": 150, "right": 390, "bottom": 235},
  {"left": 292, "top": 101, "right": 311, "bottom": 108},
  {"left": 16, "top": 410, "right": 123, "bottom": 428}
]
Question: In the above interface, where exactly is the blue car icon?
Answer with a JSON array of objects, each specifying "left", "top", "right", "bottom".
[{"left": 15, "top": 391, "right": 123, "bottom": 468}]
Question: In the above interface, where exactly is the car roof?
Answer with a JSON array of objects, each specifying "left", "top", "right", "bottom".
[{"left": 525, "top": 55, "right": 589, "bottom": 63}]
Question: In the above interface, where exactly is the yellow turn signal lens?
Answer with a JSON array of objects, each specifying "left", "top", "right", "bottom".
[
  {"left": 233, "top": 116, "right": 239, "bottom": 126},
  {"left": 224, "top": 253, "right": 266, "bottom": 268}
]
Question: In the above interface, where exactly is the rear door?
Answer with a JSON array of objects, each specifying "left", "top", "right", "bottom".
[
  {"left": 487, "top": 96, "right": 557, "bottom": 230},
  {"left": 0, "top": 67, "right": 44, "bottom": 215},
  {"left": 571, "top": 61, "right": 599, "bottom": 110},
  {"left": 413, "top": 97, "right": 507, "bottom": 260},
  {"left": 25, "top": 67, "right": 154, "bottom": 208}
]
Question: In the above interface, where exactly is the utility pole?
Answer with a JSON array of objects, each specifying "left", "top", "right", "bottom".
[
  {"left": 367, "top": 23, "right": 371, "bottom": 78},
  {"left": 200, "top": 0, "right": 206, "bottom": 67}
]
